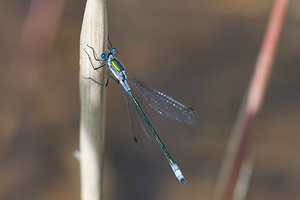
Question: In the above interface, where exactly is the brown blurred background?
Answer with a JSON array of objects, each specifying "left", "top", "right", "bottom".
[{"left": 0, "top": 0, "right": 300, "bottom": 200}]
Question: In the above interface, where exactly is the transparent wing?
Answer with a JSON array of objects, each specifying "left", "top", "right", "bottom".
[
  {"left": 127, "top": 74, "right": 199, "bottom": 124},
  {"left": 123, "top": 90, "right": 155, "bottom": 148}
]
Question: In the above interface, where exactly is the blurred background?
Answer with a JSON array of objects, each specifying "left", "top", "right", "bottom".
[{"left": 0, "top": 0, "right": 300, "bottom": 200}]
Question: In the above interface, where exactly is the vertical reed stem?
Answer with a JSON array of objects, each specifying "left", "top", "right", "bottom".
[{"left": 79, "top": 0, "right": 108, "bottom": 199}]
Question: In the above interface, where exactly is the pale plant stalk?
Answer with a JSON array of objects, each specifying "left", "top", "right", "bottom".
[
  {"left": 79, "top": 0, "right": 108, "bottom": 199},
  {"left": 214, "top": 0, "right": 290, "bottom": 200}
]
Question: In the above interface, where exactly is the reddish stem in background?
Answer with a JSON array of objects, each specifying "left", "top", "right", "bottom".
[
  {"left": 2, "top": 0, "right": 66, "bottom": 170},
  {"left": 216, "top": 0, "right": 290, "bottom": 200},
  {"left": 8, "top": 0, "right": 66, "bottom": 89}
]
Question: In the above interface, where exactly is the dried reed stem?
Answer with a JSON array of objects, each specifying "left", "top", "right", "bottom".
[
  {"left": 79, "top": 0, "right": 108, "bottom": 199},
  {"left": 214, "top": 1, "right": 290, "bottom": 200}
]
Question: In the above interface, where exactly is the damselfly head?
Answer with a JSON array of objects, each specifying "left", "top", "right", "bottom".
[{"left": 101, "top": 48, "right": 118, "bottom": 60}]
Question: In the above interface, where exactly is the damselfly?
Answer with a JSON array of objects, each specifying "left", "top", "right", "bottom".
[{"left": 84, "top": 41, "right": 198, "bottom": 184}]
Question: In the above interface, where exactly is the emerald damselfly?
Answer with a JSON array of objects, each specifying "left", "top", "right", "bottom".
[{"left": 84, "top": 43, "right": 198, "bottom": 184}]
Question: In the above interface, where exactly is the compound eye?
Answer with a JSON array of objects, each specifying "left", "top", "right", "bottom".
[
  {"left": 111, "top": 48, "right": 118, "bottom": 55},
  {"left": 101, "top": 53, "right": 107, "bottom": 60}
]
